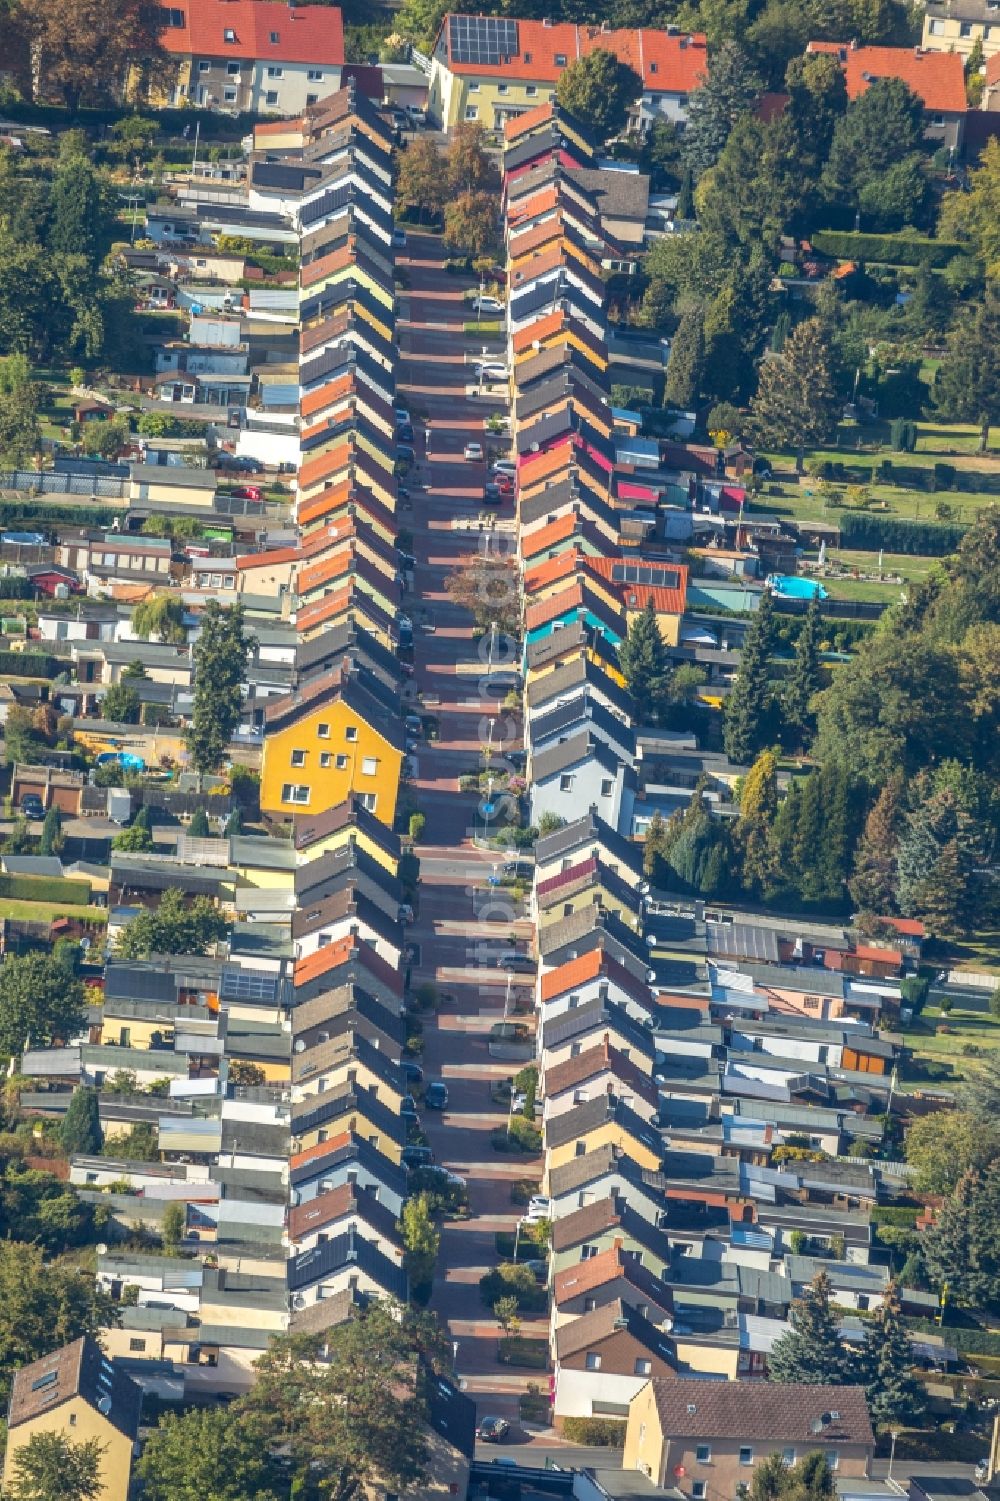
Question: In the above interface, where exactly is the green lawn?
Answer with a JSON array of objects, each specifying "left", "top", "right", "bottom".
[
  {"left": 897, "top": 1004, "right": 1000, "bottom": 1091},
  {"left": 0, "top": 899, "right": 108, "bottom": 925}
]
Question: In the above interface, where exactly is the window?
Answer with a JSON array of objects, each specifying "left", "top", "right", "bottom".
[
  {"left": 585, "top": 1352, "right": 602, "bottom": 1371},
  {"left": 281, "top": 783, "right": 310, "bottom": 805},
  {"left": 269, "top": 28, "right": 279, "bottom": 40},
  {"left": 649, "top": 60, "right": 658, "bottom": 72},
  {"left": 825, "top": 1453, "right": 839, "bottom": 1472},
  {"left": 692, "top": 1485, "right": 706, "bottom": 1500},
  {"left": 465, "top": 106, "right": 479, "bottom": 119},
  {"left": 320, "top": 753, "right": 332, "bottom": 768},
  {"left": 960, "top": 20, "right": 975, "bottom": 33},
  {"left": 267, "top": 64, "right": 283, "bottom": 76},
  {"left": 468, "top": 82, "right": 480, "bottom": 91},
  {"left": 600, "top": 778, "right": 613, "bottom": 796},
  {"left": 782, "top": 1450, "right": 796, "bottom": 1467},
  {"left": 161, "top": 6, "right": 184, "bottom": 23},
  {"left": 696, "top": 1446, "right": 711, "bottom": 1463},
  {"left": 357, "top": 791, "right": 377, "bottom": 811},
  {"left": 634, "top": 1358, "right": 651, "bottom": 1376},
  {"left": 361, "top": 756, "right": 378, "bottom": 776},
  {"left": 575, "top": 1141, "right": 586, "bottom": 1156},
  {"left": 308, "top": 68, "right": 324, "bottom": 79},
  {"left": 581, "top": 1243, "right": 598, "bottom": 1258},
  {"left": 928, "top": 16, "right": 945, "bottom": 30},
  {"left": 584, "top": 1295, "right": 597, "bottom": 1311},
  {"left": 526, "top": 84, "right": 537, "bottom": 95},
  {"left": 336, "top": 754, "right": 349, "bottom": 769},
  {"left": 498, "top": 83, "right": 509, "bottom": 94},
  {"left": 266, "top": 91, "right": 279, "bottom": 105},
  {"left": 69, "top": 1411, "right": 78, "bottom": 1425},
  {"left": 227, "top": 60, "right": 240, "bottom": 74},
  {"left": 223, "top": 87, "right": 237, "bottom": 101},
  {"left": 318, "top": 722, "right": 330, "bottom": 737},
  {"left": 931, "top": 114, "right": 946, "bottom": 126},
  {"left": 523, "top": 49, "right": 532, "bottom": 60},
  {"left": 224, "top": 25, "right": 236, "bottom": 39},
  {"left": 345, "top": 725, "right": 358, "bottom": 741},
  {"left": 306, "top": 94, "right": 318, "bottom": 104},
  {"left": 555, "top": 52, "right": 567, "bottom": 64},
  {"left": 291, "top": 749, "right": 307, "bottom": 767},
  {"left": 130, "top": 1337, "right": 147, "bottom": 1352},
  {"left": 559, "top": 774, "right": 574, "bottom": 791},
  {"left": 739, "top": 1448, "right": 754, "bottom": 1466},
  {"left": 199, "top": 59, "right": 210, "bottom": 70}
]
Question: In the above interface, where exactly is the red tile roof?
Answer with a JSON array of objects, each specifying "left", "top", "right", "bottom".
[
  {"left": 160, "top": 0, "right": 344, "bottom": 64},
  {"left": 806, "top": 41, "right": 966, "bottom": 112},
  {"left": 504, "top": 101, "right": 557, "bottom": 140},
  {"left": 440, "top": 15, "right": 706, "bottom": 93}
]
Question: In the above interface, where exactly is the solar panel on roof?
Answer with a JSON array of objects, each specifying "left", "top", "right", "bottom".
[
  {"left": 448, "top": 14, "right": 519, "bottom": 65},
  {"left": 221, "top": 967, "right": 280, "bottom": 1003},
  {"left": 612, "top": 560, "right": 680, "bottom": 589}
]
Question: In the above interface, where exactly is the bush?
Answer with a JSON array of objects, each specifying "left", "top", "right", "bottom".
[
  {"left": 837, "top": 513, "right": 966, "bottom": 556},
  {"left": 479, "top": 1261, "right": 547, "bottom": 1312},
  {"left": 902, "top": 1319, "right": 1000, "bottom": 1357},
  {"left": 890, "top": 418, "right": 917, "bottom": 453},
  {"left": 498, "top": 1336, "right": 548, "bottom": 1368},
  {"left": 492, "top": 1118, "right": 543, "bottom": 1153},
  {"left": 562, "top": 1417, "right": 627, "bottom": 1447},
  {"left": 409, "top": 812, "right": 426, "bottom": 841},
  {"left": 812, "top": 230, "right": 962, "bottom": 268},
  {"left": 900, "top": 975, "right": 931, "bottom": 1013}
]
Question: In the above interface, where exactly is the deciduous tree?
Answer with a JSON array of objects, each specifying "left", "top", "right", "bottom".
[
  {"left": 0, "top": 950, "right": 85, "bottom": 1056},
  {"left": 138, "top": 1406, "right": 283, "bottom": 1501},
  {"left": 933, "top": 281, "right": 1000, "bottom": 452},
  {"left": 848, "top": 773, "right": 903, "bottom": 915},
  {"left": 400, "top": 1192, "right": 440, "bottom": 1294},
  {"left": 101, "top": 681, "right": 141, "bottom": 725},
  {"left": 938, "top": 138, "right": 1000, "bottom": 276},
  {"left": 115, "top": 886, "right": 230, "bottom": 960},
  {"left": 555, "top": 48, "right": 642, "bottom": 142},
  {"left": 3, "top": 1431, "right": 102, "bottom": 1501},
  {"left": 132, "top": 593, "right": 186, "bottom": 645},
  {"left": 16, "top": 0, "right": 165, "bottom": 111},
  {"left": 0, "top": 1242, "right": 118, "bottom": 1404}
]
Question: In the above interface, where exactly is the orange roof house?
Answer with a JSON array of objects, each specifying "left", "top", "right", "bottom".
[{"left": 806, "top": 41, "right": 966, "bottom": 114}]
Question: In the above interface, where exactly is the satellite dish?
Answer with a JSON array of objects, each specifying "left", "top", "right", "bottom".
[
  {"left": 96, "top": 1243, "right": 108, "bottom": 1256},
  {"left": 97, "top": 1397, "right": 112, "bottom": 1415},
  {"left": 810, "top": 1418, "right": 824, "bottom": 1434}
]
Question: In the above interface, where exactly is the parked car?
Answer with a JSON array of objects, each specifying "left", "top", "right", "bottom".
[
  {"left": 395, "top": 408, "right": 411, "bottom": 427},
  {"left": 396, "top": 444, "right": 415, "bottom": 464},
  {"left": 398, "top": 551, "right": 416, "bottom": 571},
  {"left": 401, "top": 1093, "right": 420, "bottom": 1124},
  {"left": 392, "top": 226, "right": 408, "bottom": 247},
  {"left": 476, "top": 1416, "right": 510, "bottom": 1443},
  {"left": 402, "top": 1144, "right": 435, "bottom": 1170},
  {"left": 496, "top": 951, "right": 536, "bottom": 973},
  {"left": 229, "top": 484, "right": 263, "bottom": 501},
  {"left": 397, "top": 423, "right": 414, "bottom": 444},
  {"left": 463, "top": 441, "right": 484, "bottom": 461},
  {"left": 522, "top": 1195, "right": 551, "bottom": 1223},
  {"left": 405, "top": 714, "right": 423, "bottom": 736},
  {"left": 476, "top": 364, "right": 508, "bottom": 385},
  {"left": 19, "top": 794, "right": 44, "bottom": 821},
  {"left": 424, "top": 1081, "right": 449, "bottom": 1110},
  {"left": 401, "top": 1061, "right": 424, "bottom": 1087},
  {"left": 491, "top": 460, "right": 516, "bottom": 477},
  {"left": 472, "top": 295, "right": 505, "bottom": 314},
  {"left": 503, "top": 860, "right": 534, "bottom": 881},
  {"left": 407, "top": 106, "right": 428, "bottom": 127},
  {"left": 214, "top": 453, "right": 262, "bottom": 473}
]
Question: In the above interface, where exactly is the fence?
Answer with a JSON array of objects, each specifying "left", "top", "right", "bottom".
[{"left": 0, "top": 470, "right": 128, "bottom": 500}]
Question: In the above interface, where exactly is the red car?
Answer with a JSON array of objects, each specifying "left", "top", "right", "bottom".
[{"left": 230, "top": 484, "right": 263, "bottom": 501}]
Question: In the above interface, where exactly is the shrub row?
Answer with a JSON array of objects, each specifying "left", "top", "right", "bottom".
[
  {"left": 562, "top": 1417, "right": 627, "bottom": 1446},
  {"left": 902, "top": 1318, "right": 1000, "bottom": 1356},
  {"left": 812, "top": 230, "right": 963, "bottom": 268},
  {"left": 837, "top": 512, "right": 967, "bottom": 556},
  {"left": 0, "top": 651, "right": 59, "bottom": 678}
]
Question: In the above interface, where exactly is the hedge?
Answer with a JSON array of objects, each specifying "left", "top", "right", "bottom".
[
  {"left": 871, "top": 1206, "right": 921, "bottom": 1227},
  {"left": 0, "top": 651, "right": 59, "bottom": 678},
  {"left": 0, "top": 874, "right": 92, "bottom": 905},
  {"left": 812, "top": 231, "right": 963, "bottom": 268},
  {"left": 902, "top": 1318, "right": 1000, "bottom": 1356},
  {"left": 562, "top": 1417, "right": 627, "bottom": 1446},
  {"left": 0, "top": 502, "right": 118, "bottom": 529},
  {"left": 837, "top": 513, "right": 967, "bottom": 556}
]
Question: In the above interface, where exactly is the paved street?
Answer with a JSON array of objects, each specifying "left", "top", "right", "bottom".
[{"left": 399, "top": 231, "right": 544, "bottom": 1430}]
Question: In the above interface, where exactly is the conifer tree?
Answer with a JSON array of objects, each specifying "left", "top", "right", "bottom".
[
  {"left": 769, "top": 1270, "right": 849, "bottom": 1384},
  {"left": 724, "top": 588, "right": 776, "bottom": 765},
  {"left": 857, "top": 1282, "right": 925, "bottom": 1427},
  {"left": 619, "top": 600, "right": 671, "bottom": 723},
  {"left": 751, "top": 318, "right": 840, "bottom": 470},
  {"left": 644, "top": 810, "right": 668, "bottom": 879},
  {"left": 783, "top": 593, "right": 822, "bottom": 748},
  {"left": 924, "top": 1163, "right": 1000, "bottom": 1311},
  {"left": 58, "top": 1086, "right": 102, "bottom": 1156},
  {"left": 737, "top": 750, "right": 779, "bottom": 895},
  {"left": 848, "top": 774, "right": 904, "bottom": 915},
  {"left": 816, "top": 761, "right": 858, "bottom": 908},
  {"left": 792, "top": 772, "right": 825, "bottom": 903},
  {"left": 664, "top": 303, "right": 705, "bottom": 410}
]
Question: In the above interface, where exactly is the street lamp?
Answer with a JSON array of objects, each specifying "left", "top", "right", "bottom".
[{"left": 888, "top": 1430, "right": 899, "bottom": 1486}]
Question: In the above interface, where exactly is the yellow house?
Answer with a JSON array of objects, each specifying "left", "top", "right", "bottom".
[
  {"left": 543, "top": 1100, "right": 663, "bottom": 1181},
  {"left": 4, "top": 1336, "right": 141, "bottom": 1501},
  {"left": 260, "top": 671, "right": 403, "bottom": 826},
  {"left": 292, "top": 1087, "right": 407, "bottom": 1162}
]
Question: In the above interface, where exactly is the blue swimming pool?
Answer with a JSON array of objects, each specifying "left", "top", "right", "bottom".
[{"left": 767, "top": 575, "right": 828, "bottom": 600}]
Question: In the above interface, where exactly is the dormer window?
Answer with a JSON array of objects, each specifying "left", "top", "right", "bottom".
[
  {"left": 554, "top": 52, "right": 567, "bottom": 65},
  {"left": 270, "top": 28, "right": 279, "bottom": 41},
  {"left": 224, "top": 26, "right": 236, "bottom": 41}
]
